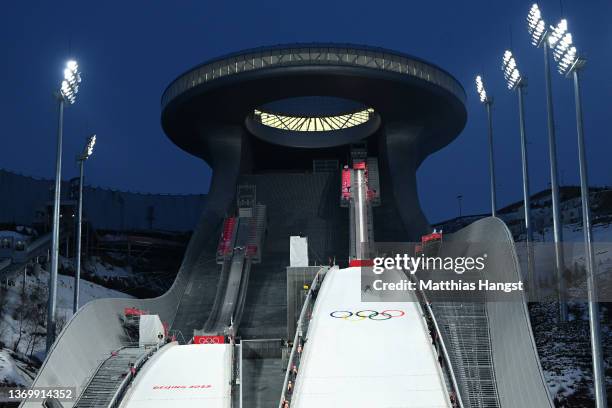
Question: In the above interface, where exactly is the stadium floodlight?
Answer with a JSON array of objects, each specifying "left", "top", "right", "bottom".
[
  {"left": 474, "top": 75, "right": 497, "bottom": 217},
  {"left": 527, "top": 4, "right": 547, "bottom": 47},
  {"left": 547, "top": 19, "right": 567, "bottom": 48},
  {"left": 501, "top": 50, "right": 535, "bottom": 293},
  {"left": 501, "top": 50, "right": 524, "bottom": 90},
  {"left": 549, "top": 19, "right": 606, "bottom": 408},
  {"left": 525, "top": 3, "right": 567, "bottom": 322},
  {"left": 549, "top": 20, "right": 585, "bottom": 76},
  {"left": 475, "top": 75, "right": 489, "bottom": 103},
  {"left": 82, "top": 134, "right": 96, "bottom": 159},
  {"left": 74, "top": 134, "right": 96, "bottom": 314},
  {"left": 59, "top": 60, "right": 81, "bottom": 104},
  {"left": 47, "top": 59, "right": 83, "bottom": 352}
]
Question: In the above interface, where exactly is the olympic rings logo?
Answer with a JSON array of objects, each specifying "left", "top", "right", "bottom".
[
  {"left": 193, "top": 336, "right": 224, "bottom": 344},
  {"left": 329, "top": 310, "right": 405, "bottom": 321}
]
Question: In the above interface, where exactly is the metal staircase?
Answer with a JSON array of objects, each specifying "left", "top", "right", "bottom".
[
  {"left": 73, "top": 347, "right": 146, "bottom": 408},
  {"left": 431, "top": 302, "right": 500, "bottom": 408}
]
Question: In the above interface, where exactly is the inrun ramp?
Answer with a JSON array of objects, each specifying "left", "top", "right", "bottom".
[{"left": 291, "top": 266, "right": 451, "bottom": 408}]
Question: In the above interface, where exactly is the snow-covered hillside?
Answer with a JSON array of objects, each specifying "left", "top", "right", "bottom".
[
  {"left": 60, "top": 255, "right": 133, "bottom": 279},
  {"left": 0, "top": 265, "right": 132, "bottom": 366},
  {"left": 524, "top": 222, "right": 611, "bottom": 406},
  {"left": 0, "top": 347, "right": 39, "bottom": 387}
]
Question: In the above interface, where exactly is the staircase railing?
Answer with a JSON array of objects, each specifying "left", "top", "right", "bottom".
[
  {"left": 278, "top": 267, "right": 327, "bottom": 408},
  {"left": 407, "top": 272, "right": 464, "bottom": 408},
  {"left": 421, "top": 296, "right": 465, "bottom": 408},
  {"left": 106, "top": 342, "right": 169, "bottom": 408},
  {"left": 71, "top": 345, "right": 129, "bottom": 407}
]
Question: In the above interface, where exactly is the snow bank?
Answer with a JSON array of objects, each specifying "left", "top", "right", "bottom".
[{"left": 0, "top": 350, "right": 28, "bottom": 386}]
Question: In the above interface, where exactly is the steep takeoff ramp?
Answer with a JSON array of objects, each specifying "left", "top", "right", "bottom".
[
  {"left": 290, "top": 267, "right": 451, "bottom": 408},
  {"left": 120, "top": 344, "right": 232, "bottom": 408}
]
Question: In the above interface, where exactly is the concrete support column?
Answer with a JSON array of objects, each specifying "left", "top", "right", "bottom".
[
  {"left": 178, "top": 124, "right": 251, "bottom": 274},
  {"left": 380, "top": 122, "right": 430, "bottom": 241}
]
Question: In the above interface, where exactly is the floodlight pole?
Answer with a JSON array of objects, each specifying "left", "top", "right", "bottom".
[
  {"left": 572, "top": 65, "right": 607, "bottom": 408},
  {"left": 485, "top": 101, "right": 497, "bottom": 217},
  {"left": 542, "top": 38, "right": 567, "bottom": 322},
  {"left": 47, "top": 95, "right": 64, "bottom": 351},
  {"left": 74, "top": 157, "right": 85, "bottom": 314},
  {"left": 516, "top": 82, "right": 536, "bottom": 294}
]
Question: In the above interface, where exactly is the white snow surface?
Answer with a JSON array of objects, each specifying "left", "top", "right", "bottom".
[
  {"left": 0, "top": 350, "right": 29, "bottom": 386},
  {"left": 291, "top": 267, "right": 450, "bottom": 408},
  {"left": 0, "top": 266, "right": 132, "bottom": 368},
  {"left": 120, "top": 344, "right": 232, "bottom": 408}
]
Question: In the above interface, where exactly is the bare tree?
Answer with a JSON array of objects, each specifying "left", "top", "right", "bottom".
[{"left": 12, "top": 287, "right": 30, "bottom": 352}]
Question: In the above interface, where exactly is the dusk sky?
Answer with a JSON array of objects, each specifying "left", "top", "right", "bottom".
[{"left": 2, "top": 0, "right": 611, "bottom": 223}]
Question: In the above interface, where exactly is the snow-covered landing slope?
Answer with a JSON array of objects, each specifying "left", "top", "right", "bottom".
[
  {"left": 120, "top": 344, "right": 232, "bottom": 408},
  {"left": 292, "top": 267, "right": 450, "bottom": 408}
]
